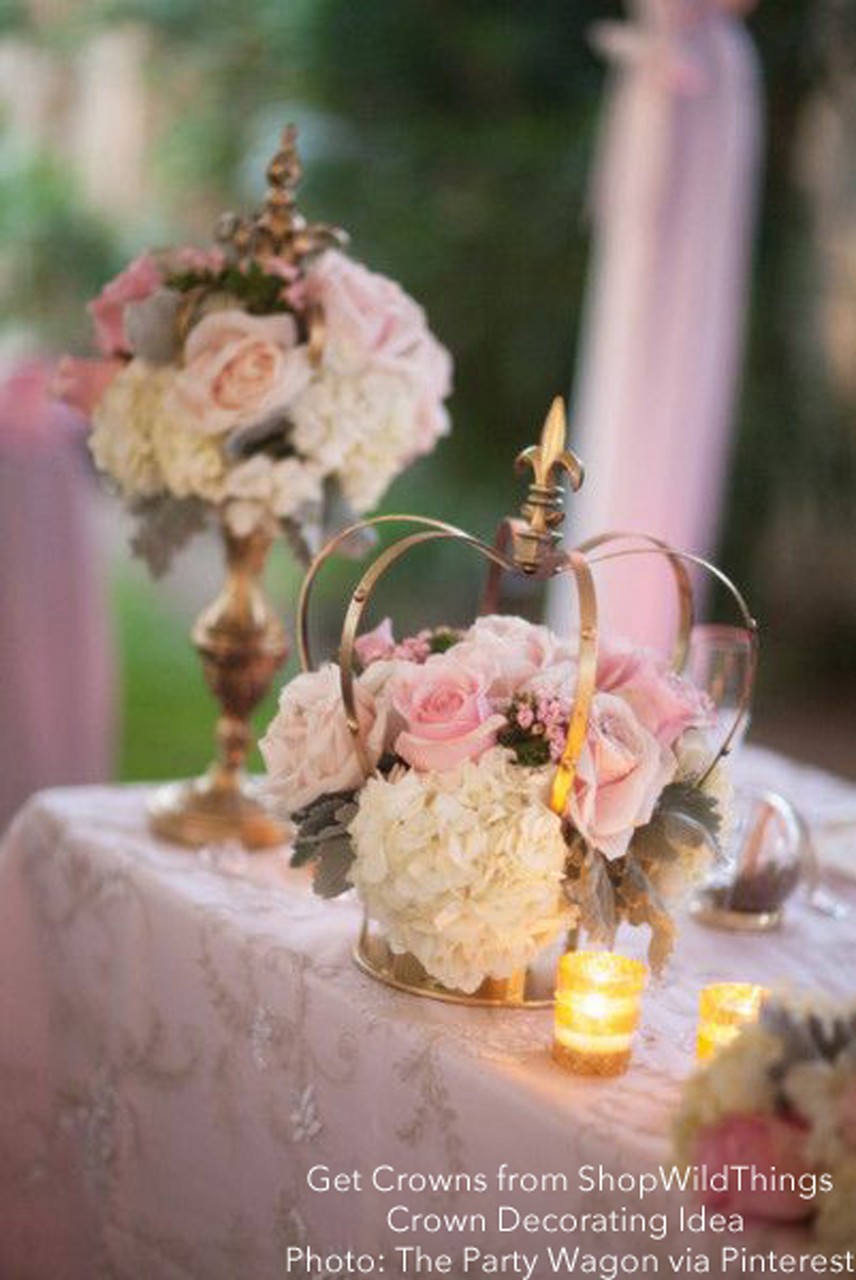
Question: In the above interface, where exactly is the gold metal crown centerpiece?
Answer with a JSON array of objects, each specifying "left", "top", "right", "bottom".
[{"left": 297, "top": 397, "right": 758, "bottom": 1007}]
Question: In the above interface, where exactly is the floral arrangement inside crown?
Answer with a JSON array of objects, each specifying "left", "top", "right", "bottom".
[
  {"left": 674, "top": 995, "right": 856, "bottom": 1252},
  {"left": 56, "top": 125, "right": 452, "bottom": 572},
  {"left": 261, "top": 609, "right": 730, "bottom": 993}
]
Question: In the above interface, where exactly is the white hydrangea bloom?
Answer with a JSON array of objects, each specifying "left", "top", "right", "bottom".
[
  {"left": 89, "top": 359, "right": 165, "bottom": 498},
  {"left": 150, "top": 384, "right": 226, "bottom": 503},
  {"left": 348, "top": 746, "right": 574, "bottom": 994},
  {"left": 290, "top": 353, "right": 419, "bottom": 513},
  {"left": 220, "top": 453, "right": 324, "bottom": 537}
]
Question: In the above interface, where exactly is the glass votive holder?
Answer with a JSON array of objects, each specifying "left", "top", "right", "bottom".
[
  {"left": 696, "top": 982, "right": 768, "bottom": 1061},
  {"left": 553, "top": 951, "right": 648, "bottom": 1077}
]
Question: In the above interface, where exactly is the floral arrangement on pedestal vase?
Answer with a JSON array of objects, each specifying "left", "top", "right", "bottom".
[
  {"left": 56, "top": 126, "right": 452, "bottom": 848},
  {"left": 261, "top": 398, "right": 756, "bottom": 1004},
  {"left": 675, "top": 994, "right": 856, "bottom": 1253}
]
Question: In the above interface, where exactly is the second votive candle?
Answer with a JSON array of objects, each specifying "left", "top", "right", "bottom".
[{"left": 697, "top": 982, "right": 768, "bottom": 1061}]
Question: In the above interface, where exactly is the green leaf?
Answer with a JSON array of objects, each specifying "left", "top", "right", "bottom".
[
  {"left": 576, "top": 850, "right": 617, "bottom": 948},
  {"left": 291, "top": 789, "right": 357, "bottom": 869},
  {"left": 312, "top": 834, "right": 356, "bottom": 899},
  {"left": 659, "top": 782, "right": 722, "bottom": 841},
  {"left": 428, "top": 629, "right": 462, "bottom": 654},
  {"left": 617, "top": 858, "right": 677, "bottom": 977}
]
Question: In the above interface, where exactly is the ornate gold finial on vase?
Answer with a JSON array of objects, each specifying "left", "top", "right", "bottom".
[{"left": 149, "top": 525, "right": 289, "bottom": 848}]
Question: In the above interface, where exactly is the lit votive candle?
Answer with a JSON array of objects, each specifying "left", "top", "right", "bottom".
[
  {"left": 696, "top": 983, "right": 768, "bottom": 1061},
  {"left": 553, "top": 951, "right": 648, "bottom": 1077}
]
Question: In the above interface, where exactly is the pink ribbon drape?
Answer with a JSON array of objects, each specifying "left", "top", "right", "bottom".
[{"left": 550, "top": 0, "right": 762, "bottom": 652}]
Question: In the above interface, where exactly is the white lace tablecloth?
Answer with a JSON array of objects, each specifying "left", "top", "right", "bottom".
[{"left": 0, "top": 748, "right": 854, "bottom": 1280}]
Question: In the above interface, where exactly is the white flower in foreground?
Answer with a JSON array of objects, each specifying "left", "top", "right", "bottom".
[
  {"left": 348, "top": 746, "right": 573, "bottom": 994},
  {"left": 89, "top": 359, "right": 165, "bottom": 498},
  {"left": 260, "top": 663, "right": 394, "bottom": 815}
]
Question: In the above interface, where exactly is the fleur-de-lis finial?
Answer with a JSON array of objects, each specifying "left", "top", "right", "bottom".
[
  {"left": 511, "top": 397, "right": 584, "bottom": 574},
  {"left": 216, "top": 125, "right": 349, "bottom": 270}
]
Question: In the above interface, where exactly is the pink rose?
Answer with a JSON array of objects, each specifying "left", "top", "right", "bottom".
[
  {"left": 355, "top": 618, "right": 396, "bottom": 668},
  {"left": 598, "top": 635, "right": 712, "bottom": 747},
  {"left": 170, "top": 246, "right": 226, "bottom": 275},
  {"left": 597, "top": 635, "right": 647, "bottom": 693},
  {"left": 260, "top": 664, "right": 392, "bottom": 815},
  {"left": 173, "top": 309, "right": 312, "bottom": 436},
  {"left": 305, "top": 250, "right": 452, "bottom": 453},
  {"left": 89, "top": 254, "right": 162, "bottom": 356},
  {"left": 52, "top": 355, "right": 124, "bottom": 418},
  {"left": 695, "top": 1114, "right": 815, "bottom": 1223},
  {"left": 453, "top": 615, "right": 564, "bottom": 702},
  {"left": 391, "top": 657, "right": 505, "bottom": 773},
  {"left": 566, "top": 692, "right": 675, "bottom": 860}
]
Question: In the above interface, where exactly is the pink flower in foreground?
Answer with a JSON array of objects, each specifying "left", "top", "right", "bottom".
[
  {"left": 260, "top": 664, "right": 391, "bottom": 815},
  {"left": 566, "top": 692, "right": 674, "bottom": 861},
  {"left": 391, "top": 657, "right": 505, "bottom": 773},
  {"left": 52, "top": 355, "right": 124, "bottom": 418},
  {"left": 597, "top": 635, "right": 712, "bottom": 748},
  {"left": 89, "top": 254, "right": 163, "bottom": 356},
  {"left": 695, "top": 1114, "right": 815, "bottom": 1223},
  {"left": 453, "top": 614, "right": 562, "bottom": 702},
  {"left": 355, "top": 618, "right": 396, "bottom": 667}
]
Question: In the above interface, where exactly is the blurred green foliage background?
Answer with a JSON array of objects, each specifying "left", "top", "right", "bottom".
[{"left": 2, "top": 0, "right": 855, "bottom": 779}]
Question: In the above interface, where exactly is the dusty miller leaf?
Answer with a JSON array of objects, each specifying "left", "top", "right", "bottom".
[
  {"left": 618, "top": 858, "right": 677, "bottom": 977},
  {"left": 291, "top": 791, "right": 357, "bottom": 868},
  {"left": 575, "top": 850, "right": 617, "bottom": 948},
  {"left": 129, "top": 496, "right": 208, "bottom": 577},
  {"left": 312, "top": 833, "right": 356, "bottom": 899}
]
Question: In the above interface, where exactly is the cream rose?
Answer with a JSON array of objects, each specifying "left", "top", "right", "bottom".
[
  {"left": 172, "top": 310, "right": 312, "bottom": 436},
  {"left": 260, "top": 663, "right": 393, "bottom": 815}
]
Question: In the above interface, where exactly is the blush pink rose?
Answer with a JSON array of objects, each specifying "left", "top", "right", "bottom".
[
  {"left": 89, "top": 254, "right": 162, "bottom": 356},
  {"left": 597, "top": 635, "right": 647, "bottom": 693},
  {"left": 355, "top": 618, "right": 396, "bottom": 668},
  {"left": 260, "top": 664, "right": 392, "bottom": 815},
  {"left": 305, "top": 250, "right": 452, "bottom": 453},
  {"left": 695, "top": 1114, "right": 815, "bottom": 1223},
  {"left": 173, "top": 309, "right": 312, "bottom": 436},
  {"left": 566, "top": 692, "right": 675, "bottom": 860},
  {"left": 597, "top": 635, "right": 712, "bottom": 747},
  {"left": 53, "top": 355, "right": 124, "bottom": 418},
  {"left": 453, "top": 615, "right": 563, "bottom": 702},
  {"left": 391, "top": 657, "right": 505, "bottom": 773}
]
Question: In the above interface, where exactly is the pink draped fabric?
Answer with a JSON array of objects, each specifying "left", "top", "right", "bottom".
[
  {"left": 0, "top": 358, "right": 115, "bottom": 831},
  {"left": 550, "top": 0, "right": 762, "bottom": 652}
]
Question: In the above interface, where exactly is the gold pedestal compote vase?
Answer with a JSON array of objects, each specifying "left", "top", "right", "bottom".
[
  {"left": 149, "top": 524, "right": 289, "bottom": 848},
  {"left": 56, "top": 122, "right": 453, "bottom": 852}
]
